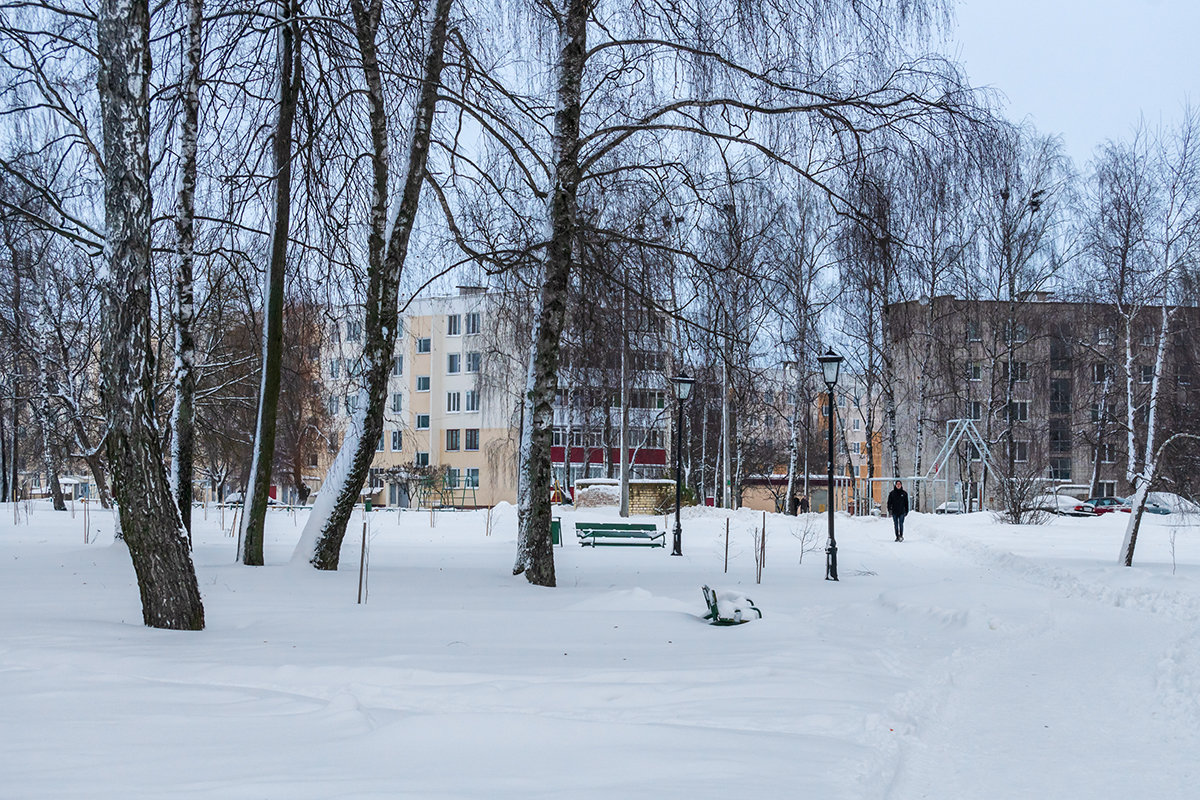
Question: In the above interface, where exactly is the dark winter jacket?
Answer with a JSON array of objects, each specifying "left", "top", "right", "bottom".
[{"left": 887, "top": 487, "right": 909, "bottom": 517}]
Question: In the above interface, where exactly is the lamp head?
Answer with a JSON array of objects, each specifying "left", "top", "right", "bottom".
[
  {"left": 817, "top": 349, "right": 843, "bottom": 388},
  {"left": 671, "top": 373, "right": 695, "bottom": 401}
]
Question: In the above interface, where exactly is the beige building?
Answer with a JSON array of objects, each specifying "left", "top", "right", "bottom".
[{"left": 316, "top": 288, "right": 520, "bottom": 508}]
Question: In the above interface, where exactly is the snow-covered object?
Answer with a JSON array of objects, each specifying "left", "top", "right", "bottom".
[
  {"left": 575, "top": 483, "right": 621, "bottom": 508},
  {"left": 710, "top": 589, "right": 762, "bottom": 623},
  {"left": 1146, "top": 492, "right": 1200, "bottom": 515}
]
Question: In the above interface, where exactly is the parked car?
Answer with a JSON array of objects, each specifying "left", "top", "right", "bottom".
[
  {"left": 935, "top": 501, "right": 966, "bottom": 514},
  {"left": 1071, "top": 497, "right": 1127, "bottom": 516},
  {"left": 1030, "top": 494, "right": 1079, "bottom": 515},
  {"left": 1118, "top": 496, "right": 1171, "bottom": 515}
]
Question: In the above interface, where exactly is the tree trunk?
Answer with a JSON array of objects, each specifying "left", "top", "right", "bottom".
[
  {"left": 513, "top": 0, "right": 588, "bottom": 586},
  {"left": 171, "top": 0, "right": 203, "bottom": 543},
  {"left": 97, "top": 0, "right": 204, "bottom": 629},
  {"left": 241, "top": 0, "right": 302, "bottom": 565},
  {"left": 294, "top": 0, "right": 454, "bottom": 569}
]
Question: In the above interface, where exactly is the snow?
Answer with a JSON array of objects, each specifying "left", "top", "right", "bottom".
[{"left": 3, "top": 502, "right": 1200, "bottom": 798}]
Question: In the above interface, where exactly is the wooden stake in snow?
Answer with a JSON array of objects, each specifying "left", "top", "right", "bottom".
[
  {"left": 761, "top": 511, "right": 766, "bottom": 569},
  {"left": 486, "top": 505, "right": 493, "bottom": 536},
  {"left": 724, "top": 518, "right": 730, "bottom": 574},
  {"left": 82, "top": 498, "right": 90, "bottom": 544},
  {"left": 357, "top": 517, "right": 367, "bottom": 604}
]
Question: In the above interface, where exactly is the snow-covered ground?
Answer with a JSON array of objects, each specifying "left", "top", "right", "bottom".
[{"left": 2, "top": 500, "right": 1198, "bottom": 798}]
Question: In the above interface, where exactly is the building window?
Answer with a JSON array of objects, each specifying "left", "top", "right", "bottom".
[
  {"left": 1179, "top": 367, "right": 1193, "bottom": 387},
  {"left": 417, "top": 337, "right": 431, "bottom": 353},
  {"left": 1012, "top": 440, "right": 1029, "bottom": 463},
  {"left": 345, "top": 395, "right": 358, "bottom": 415},
  {"left": 968, "top": 401, "right": 983, "bottom": 421},
  {"left": 465, "top": 312, "right": 481, "bottom": 335},
  {"left": 1049, "top": 457, "right": 1072, "bottom": 480},
  {"left": 1007, "top": 401, "right": 1029, "bottom": 422},
  {"left": 849, "top": 441, "right": 861, "bottom": 454},
  {"left": 466, "top": 467, "right": 480, "bottom": 487},
  {"left": 329, "top": 359, "right": 341, "bottom": 379},
  {"left": 1139, "top": 364, "right": 1153, "bottom": 384},
  {"left": 328, "top": 395, "right": 339, "bottom": 417},
  {"left": 466, "top": 352, "right": 482, "bottom": 372},
  {"left": 1099, "top": 480, "right": 1117, "bottom": 497},
  {"left": 417, "top": 414, "right": 430, "bottom": 430},
  {"left": 465, "top": 428, "right": 480, "bottom": 451},
  {"left": 1099, "top": 442, "right": 1116, "bottom": 464},
  {"left": 552, "top": 427, "right": 566, "bottom": 446},
  {"left": 465, "top": 390, "right": 479, "bottom": 412},
  {"left": 967, "top": 443, "right": 982, "bottom": 462},
  {"left": 347, "top": 321, "right": 362, "bottom": 342},
  {"left": 1093, "top": 363, "right": 1110, "bottom": 384},
  {"left": 1050, "top": 378, "right": 1071, "bottom": 414},
  {"left": 1009, "top": 322, "right": 1028, "bottom": 343},
  {"left": 966, "top": 321, "right": 982, "bottom": 342},
  {"left": 391, "top": 430, "right": 402, "bottom": 451},
  {"left": 309, "top": 451, "right": 319, "bottom": 467},
  {"left": 1049, "top": 419, "right": 1071, "bottom": 454},
  {"left": 446, "top": 429, "right": 460, "bottom": 450},
  {"left": 821, "top": 402, "right": 830, "bottom": 417},
  {"left": 1007, "top": 361, "right": 1029, "bottom": 382},
  {"left": 447, "top": 353, "right": 461, "bottom": 374},
  {"left": 447, "top": 468, "right": 460, "bottom": 487},
  {"left": 852, "top": 418, "right": 861, "bottom": 431},
  {"left": 447, "top": 314, "right": 461, "bottom": 336},
  {"left": 1090, "top": 403, "right": 1116, "bottom": 423},
  {"left": 967, "top": 361, "right": 982, "bottom": 382},
  {"left": 391, "top": 392, "right": 403, "bottom": 413},
  {"left": 1050, "top": 337, "right": 1071, "bottom": 370},
  {"left": 376, "top": 434, "right": 384, "bottom": 452},
  {"left": 417, "top": 376, "right": 430, "bottom": 392},
  {"left": 447, "top": 391, "right": 461, "bottom": 412},
  {"left": 1141, "top": 329, "right": 1155, "bottom": 347},
  {"left": 1097, "top": 326, "right": 1115, "bottom": 347},
  {"left": 393, "top": 356, "right": 403, "bottom": 376},
  {"left": 415, "top": 451, "right": 429, "bottom": 467}
]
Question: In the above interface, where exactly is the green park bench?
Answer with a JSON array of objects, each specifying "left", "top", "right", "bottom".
[
  {"left": 575, "top": 521, "right": 665, "bottom": 547},
  {"left": 701, "top": 585, "right": 762, "bottom": 625}
]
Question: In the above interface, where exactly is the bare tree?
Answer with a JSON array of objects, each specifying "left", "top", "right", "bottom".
[{"left": 96, "top": 0, "right": 204, "bottom": 628}]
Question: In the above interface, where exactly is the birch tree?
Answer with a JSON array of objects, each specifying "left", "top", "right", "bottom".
[
  {"left": 240, "top": 0, "right": 304, "bottom": 566},
  {"left": 96, "top": 0, "right": 204, "bottom": 628},
  {"left": 293, "top": 0, "right": 455, "bottom": 569}
]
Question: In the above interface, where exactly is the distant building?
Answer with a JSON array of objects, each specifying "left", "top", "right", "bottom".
[{"left": 887, "top": 294, "right": 1200, "bottom": 507}]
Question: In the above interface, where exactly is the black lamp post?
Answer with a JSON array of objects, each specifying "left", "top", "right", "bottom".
[
  {"left": 817, "top": 349, "right": 843, "bottom": 581},
  {"left": 669, "top": 373, "right": 695, "bottom": 556}
]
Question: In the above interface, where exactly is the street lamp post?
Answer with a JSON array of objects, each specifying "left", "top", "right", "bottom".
[
  {"left": 669, "top": 373, "right": 695, "bottom": 556},
  {"left": 817, "top": 349, "right": 843, "bottom": 581}
]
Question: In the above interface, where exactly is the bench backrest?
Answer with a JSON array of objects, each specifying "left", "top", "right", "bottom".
[{"left": 576, "top": 522, "right": 658, "bottom": 532}]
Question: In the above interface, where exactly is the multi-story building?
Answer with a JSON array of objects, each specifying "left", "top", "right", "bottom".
[
  {"left": 313, "top": 287, "right": 677, "bottom": 508},
  {"left": 314, "top": 287, "right": 521, "bottom": 508},
  {"left": 888, "top": 294, "right": 1200, "bottom": 506}
]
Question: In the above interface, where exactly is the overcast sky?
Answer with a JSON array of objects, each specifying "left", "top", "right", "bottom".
[{"left": 950, "top": 0, "right": 1199, "bottom": 169}]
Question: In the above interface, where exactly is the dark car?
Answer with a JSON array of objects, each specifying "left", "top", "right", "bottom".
[{"left": 1071, "top": 496, "right": 1127, "bottom": 516}]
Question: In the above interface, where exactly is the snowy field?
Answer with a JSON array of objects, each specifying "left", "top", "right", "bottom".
[{"left": 2, "top": 500, "right": 1199, "bottom": 799}]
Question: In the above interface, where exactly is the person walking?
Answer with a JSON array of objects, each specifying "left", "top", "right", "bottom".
[
  {"left": 799, "top": 494, "right": 810, "bottom": 514},
  {"left": 886, "top": 480, "right": 909, "bottom": 542}
]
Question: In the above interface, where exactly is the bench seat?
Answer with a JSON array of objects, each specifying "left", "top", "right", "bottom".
[{"left": 575, "top": 522, "right": 665, "bottom": 547}]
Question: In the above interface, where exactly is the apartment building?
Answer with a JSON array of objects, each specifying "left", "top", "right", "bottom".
[
  {"left": 887, "top": 294, "right": 1200, "bottom": 503},
  {"left": 316, "top": 288, "right": 520, "bottom": 508}
]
